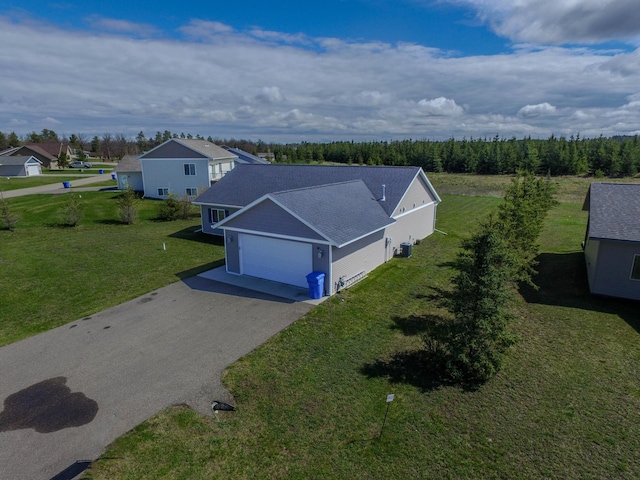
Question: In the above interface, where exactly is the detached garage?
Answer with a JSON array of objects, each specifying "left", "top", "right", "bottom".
[
  {"left": 196, "top": 164, "right": 441, "bottom": 297},
  {"left": 0, "top": 155, "right": 42, "bottom": 177}
]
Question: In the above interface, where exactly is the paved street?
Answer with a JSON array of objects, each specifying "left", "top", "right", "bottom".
[{"left": 0, "top": 276, "right": 312, "bottom": 480}]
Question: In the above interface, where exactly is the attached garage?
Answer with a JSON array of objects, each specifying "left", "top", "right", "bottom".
[
  {"left": 239, "top": 234, "right": 312, "bottom": 288},
  {"left": 26, "top": 163, "right": 41, "bottom": 176}
]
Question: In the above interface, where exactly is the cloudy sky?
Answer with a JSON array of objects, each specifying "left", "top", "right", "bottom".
[{"left": 1, "top": 0, "right": 640, "bottom": 142}]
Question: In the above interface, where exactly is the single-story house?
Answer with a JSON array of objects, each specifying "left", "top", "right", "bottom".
[
  {"left": 114, "top": 154, "right": 143, "bottom": 191},
  {"left": 193, "top": 164, "right": 441, "bottom": 296},
  {"left": 583, "top": 182, "right": 640, "bottom": 301},
  {"left": 25, "top": 141, "right": 73, "bottom": 162},
  {"left": 0, "top": 155, "right": 43, "bottom": 177},
  {"left": 138, "top": 139, "right": 238, "bottom": 199},
  {"left": 222, "top": 146, "right": 270, "bottom": 165},
  {"left": 0, "top": 145, "right": 57, "bottom": 169}
]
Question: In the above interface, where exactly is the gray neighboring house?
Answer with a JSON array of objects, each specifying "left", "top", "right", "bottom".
[
  {"left": 0, "top": 155, "right": 43, "bottom": 177},
  {"left": 583, "top": 182, "right": 640, "bottom": 301},
  {"left": 222, "top": 146, "right": 270, "bottom": 165},
  {"left": 193, "top": 164, "right": 441, "bottom": 295},
  {"left": 0, "top": 145, "right": 57, "bottom": 169},
  {"left": 114, "top": 154, "right": 143, "bottom": 191}
]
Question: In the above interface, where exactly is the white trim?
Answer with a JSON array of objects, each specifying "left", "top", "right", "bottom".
[
  {"left": 392, "top": 201, "right": 435, "bottom": 220},
  {"left": 221, "top": 226, "right": 331, "bottom": 246}
]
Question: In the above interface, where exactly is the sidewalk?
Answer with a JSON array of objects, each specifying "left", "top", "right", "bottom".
[{"left": 1, "top": 173, "right": 115, "bottom": 198}]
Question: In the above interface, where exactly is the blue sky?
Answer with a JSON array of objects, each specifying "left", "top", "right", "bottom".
[{"left": 1, "top": 0, "right": 640, "bottom": 141}]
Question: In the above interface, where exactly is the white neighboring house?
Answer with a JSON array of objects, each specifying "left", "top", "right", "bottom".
[{"left": 138, "top": 139, "right": 238, "bottom": 199}]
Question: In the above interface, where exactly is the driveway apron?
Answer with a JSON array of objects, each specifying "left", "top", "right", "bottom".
[{"left": 0, "top": 276, "right": 312, "bottom": 480}]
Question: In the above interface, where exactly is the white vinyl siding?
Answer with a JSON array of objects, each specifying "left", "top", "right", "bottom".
[{"left": 239, "top": 234, "right": 312, "bottom": 288}]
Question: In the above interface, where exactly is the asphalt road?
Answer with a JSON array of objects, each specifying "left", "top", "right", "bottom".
[{"left": 0, "top": 276, "right": 312, "bottom": 480}]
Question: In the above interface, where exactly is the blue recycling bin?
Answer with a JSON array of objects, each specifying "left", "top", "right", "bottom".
[
  {"left": 306, "top": 271, "right": 325, "bottom": 299},
  {"left": 99, "top": 169, "right": 104, "bottom": 174},
  {"left": 62, "top": 181, "right": 70, "bottom": 188},
  {"left": 111, "top": 173, "right": 117, "bottom": 180}
]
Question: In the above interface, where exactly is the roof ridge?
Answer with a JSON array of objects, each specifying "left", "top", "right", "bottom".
[{"left": 270, "top": 179, "right": 366, "bottom": 195}]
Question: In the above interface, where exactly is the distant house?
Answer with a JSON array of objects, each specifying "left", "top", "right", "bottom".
[
  {"left": 0, "top": 145, "right": 57, "bottom": 169},
  {"left": 24, "top": 141, "right": 73, "bottom": 162},
  {"left": 193, "top": 164, "right": 441, "bottom": 295},
  {"left": 0, "top": 155, "right": 43, "bottom": 177},
  {"left": 583, "top": 183, "right": 640, "bottom": 301},
  {"left": 138, "top": 139, "right": 238, "bottom": 199},
  {"left": 114, "top": 154, "right": 143, "bottom": 191},
  {"left": 222, "top": 146, "right": 270, "bottom": 165}
]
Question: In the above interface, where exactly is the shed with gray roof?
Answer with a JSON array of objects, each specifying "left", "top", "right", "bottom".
[
  {"left": 583, "top": 182, "right": 640, "bottom": 300},
  {"left": 194, "top": 164, "right": 441, "bottom": 295}
]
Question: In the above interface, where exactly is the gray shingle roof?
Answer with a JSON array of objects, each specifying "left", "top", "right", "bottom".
[
  {"left": 114, "top": 154, "right": 141, "bottom": 173},
  {"left": 270, "top": 180, "right": 395, "bottom": 246},
  {"left": 587, "top": 183, "right": 640, "bottom": 242},
  {"left": 0, "top": 155, "right": 41, "bottom": 166},
  {"left": 222, "top": 146, "right": 270, "bottom": 164},
  {"left": 194, "top": 164, "right": 434, "bottom": 217}
]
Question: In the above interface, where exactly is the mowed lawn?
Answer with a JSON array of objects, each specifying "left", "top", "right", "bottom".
[
  {"left": 0, "top": 191, "right": 224, "bottom": 346},
  {"left": 87, "top": 180, "right": 640, "bottom": 479}
]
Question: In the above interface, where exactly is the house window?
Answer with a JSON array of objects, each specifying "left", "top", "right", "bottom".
[
  {"left": 631, "top": 255, "right": 640, "bottom": 281},
  {"left": 157, "top": 187, "right": 169, "bottom": 196},
  {"left": 184, "top": 163, "right": 196, "bottom": 176},
  {"left": 185, "top": 187, "right": 198, "bottom": 196},
  {"left": 209, "top": 208, "right": 229, "bottom": 224}
]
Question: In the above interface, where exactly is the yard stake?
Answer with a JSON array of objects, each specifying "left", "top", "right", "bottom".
[{"left": 380, "top": 394, "right": 394, "bottom": 438}]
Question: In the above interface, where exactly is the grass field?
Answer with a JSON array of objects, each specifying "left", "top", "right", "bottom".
[
  {"left": 0, "top": 176, "right": 80, "bottom": 191},
  {"left": 0, "top": 191, "right": 224, "bottom": 346},
  {"left": 84, "top": 179, "right": 640, "bottom": 479}
]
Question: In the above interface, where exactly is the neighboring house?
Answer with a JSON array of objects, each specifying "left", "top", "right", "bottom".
[
  {"left": 583, "top": 182, "right": 640, "bottom": 301},
  {"left": 222, "top": 146, "right": 270, "bottom": 165},
  {"left": 0, "top": 145, "right": 57, "bottom": 169},
  {"left": 138, "top": 139, "right": 238, "bottom": 199},
  {"left": 0, "top": 155, "right": 43, "bottom": 176},
  {"left": 114, "top": 154, "right": 143, "bottom": 191},
  {"left": 24, "top": 141, "right": 73, "bottom": 161},
  {"left": 193, "top": 164, "right": 441, "bottom": 295}
]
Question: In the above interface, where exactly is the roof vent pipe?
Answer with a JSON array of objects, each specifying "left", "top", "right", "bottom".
[{"left": 381, "top": 184, "right": 386, "bottom": 202}]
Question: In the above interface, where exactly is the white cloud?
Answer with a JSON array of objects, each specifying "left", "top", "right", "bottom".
[
  {"left": 417, "top": 97, "right": 464, "bottom": 116},
  {"left": 1, "top": 15, "right": 640, "bottom": 141},
  {"left": 518, "top": 102, "right": 557, "bottom": 117},
  {"left": 445, "top": 0, "right": 640, "bottom": 45},
  {"left": 86, "top": 16, "right": 159, "bottom": 37}
]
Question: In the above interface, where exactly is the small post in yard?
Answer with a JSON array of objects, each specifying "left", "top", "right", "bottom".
[{"left": 380, "top": 393, "right": 395, "bottom": 438}]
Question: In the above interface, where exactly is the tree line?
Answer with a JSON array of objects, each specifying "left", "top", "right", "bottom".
[{"left": 3, "top": 129, "right": 640, "bottom": 177}]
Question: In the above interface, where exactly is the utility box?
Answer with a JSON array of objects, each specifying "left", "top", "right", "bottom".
[
  {"left": 306, "top": 271, "right": 326, "bottom": 299},
  {"left": 400, "top": 242, "right": 412, "bottom": 258}
]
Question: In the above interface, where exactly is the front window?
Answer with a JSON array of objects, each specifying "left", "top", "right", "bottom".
[
  {"left": 157, "top": 187, "right": 169, "bottom": 196},
  {"left": 185, "top": 187, "right": 198, "bottom": 196},
  {"left": 184, "top": 163, "right": 196, "bottom": 176},
  {"left": 631, "top": 255, "right": 640, "bottom": 280},
  {"left": 209, "top": 208, "right": 228, "bottom": 224}
]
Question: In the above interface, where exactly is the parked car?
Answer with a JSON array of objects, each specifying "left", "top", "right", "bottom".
[{"left": 70, "top": 161, "right": 92, "bottom": 168}]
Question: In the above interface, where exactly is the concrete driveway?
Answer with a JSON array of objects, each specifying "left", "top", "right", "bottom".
[{"left": 0, "top": 275, "right": 313, "bottom": 480}]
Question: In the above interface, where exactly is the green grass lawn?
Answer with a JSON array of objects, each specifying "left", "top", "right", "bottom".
[
  {"left": 85, "top": 180, "right": 640, "bottom": 479},
  {"left": 0, "top": 192, "right": 224, "bottom": 346},
  {"left": 0, "top": 176, "right": 79, "bottom": 191}
]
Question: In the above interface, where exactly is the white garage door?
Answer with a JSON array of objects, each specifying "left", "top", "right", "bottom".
[
  {"left": 26, "top": 165, "right": 40, "bottom": 176},
  {"left": 239, "top": 234, "right": 312, "bottom": 288}
]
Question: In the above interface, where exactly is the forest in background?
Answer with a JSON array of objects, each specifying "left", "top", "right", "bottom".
[{"left": 2, "top": 129, "right": 640, "bottom": 177}]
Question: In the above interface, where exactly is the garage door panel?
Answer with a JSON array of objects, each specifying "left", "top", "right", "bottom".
[{"left": 240, "top": 234, "right": 312, "bottom": 288}]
